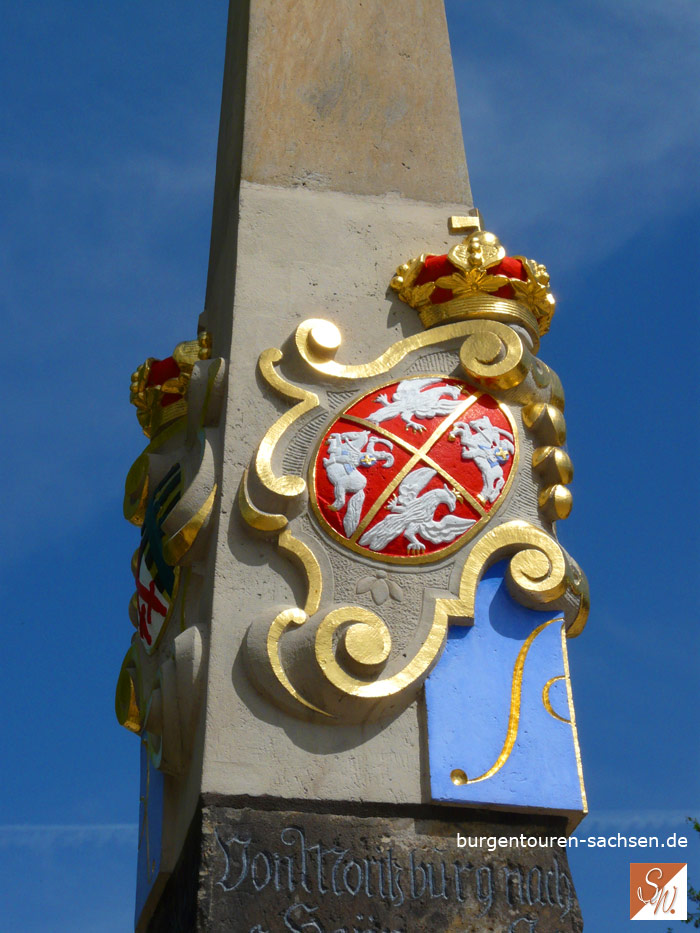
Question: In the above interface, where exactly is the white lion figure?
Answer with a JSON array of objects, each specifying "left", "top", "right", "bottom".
[
  {"left": 448, "top": 415, "right": 514, "bottom": 504},
  {"left": 323, "top": 431, "right": 394, "bottom": 536}
]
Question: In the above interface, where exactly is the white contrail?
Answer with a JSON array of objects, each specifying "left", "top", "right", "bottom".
[{"left": 0, "top": 823, "right": 138, "bottom": 848}]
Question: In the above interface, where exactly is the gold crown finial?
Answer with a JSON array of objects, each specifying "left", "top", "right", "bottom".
[
  {"left": 129, "top": 332, "right": 212, "bottom": 438},
  {"left": 391, "top": 226, "right": 555, "bottom": 341}
]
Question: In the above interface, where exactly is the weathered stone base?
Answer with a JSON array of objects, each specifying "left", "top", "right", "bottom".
[{"left": 147, "top": 798, "right": 583, "bottom": 933}]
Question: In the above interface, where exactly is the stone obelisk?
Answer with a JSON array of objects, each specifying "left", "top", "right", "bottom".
[{"left": 116, "top": 2, "right": 589, "bottom": 930}]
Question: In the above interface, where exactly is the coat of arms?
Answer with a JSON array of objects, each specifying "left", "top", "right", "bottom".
[
  {"left": 132, "top": 462, "right": 183, "bottom": 652},
  {"left": 241, "top": 226, "right": 589, "bottom": 750},
  {"left": 312, "top": 377, "right": 515, "bottom": 561},
  {"left": 116, "top": 332, "right": 228, "bottom": 913},
  {"left": 117, "top": 333, "right": 225, "bottom": 769}
]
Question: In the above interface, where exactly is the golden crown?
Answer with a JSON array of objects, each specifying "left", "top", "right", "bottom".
[
  {"left": 391, "top": 230, "right": 555, "bottom": 342},
  {"left": 129, "top": 332, "right": 212, "bottom": 438}
]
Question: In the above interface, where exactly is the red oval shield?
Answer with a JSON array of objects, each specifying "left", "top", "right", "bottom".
[{"left": 311, "top": 376, "right": 517, "bottom": 563}]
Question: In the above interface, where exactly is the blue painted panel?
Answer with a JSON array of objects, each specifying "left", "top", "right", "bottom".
[
  {"left": 135, "top": 740, "right": 164, "bottom": 925},
  {"left": 425, "top": 561, "right": 585, "bottom": 812}
]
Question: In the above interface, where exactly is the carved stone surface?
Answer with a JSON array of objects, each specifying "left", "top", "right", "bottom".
[
  {"left": 238, "top": 0, "right": 471, "bottom": 202},
  {"left": 150, "top": 802, "right": 583, "bottom": 932}
]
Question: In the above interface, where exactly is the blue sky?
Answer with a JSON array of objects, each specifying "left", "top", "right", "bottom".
[{"left": 1, "top": 1, "right": 698, "bottom": 930}]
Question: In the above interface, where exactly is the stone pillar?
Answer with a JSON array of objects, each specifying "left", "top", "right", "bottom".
[{"left": 116, "top": 2, "right": 589, "bottom": 930}]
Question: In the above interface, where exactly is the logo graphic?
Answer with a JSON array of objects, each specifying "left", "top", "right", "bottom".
[
  {"left": 311, "top": 376, "right": 516, "bottom": 563},
  {"left": 630, "top": 863, "right": 687, "bottom": 920}
]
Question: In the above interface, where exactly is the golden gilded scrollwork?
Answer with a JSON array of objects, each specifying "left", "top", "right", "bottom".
[
  {"left": 248, "top": 315, "right": 535, "bottom": 525},
  {"left": 449, "top": 613, "right": 587, "bottom": 798},
  {"left": 264, "top": 609, "right": 331, "bottom": 717},
  {"left": 435, "top": 520, "right": 588, "bottom": 638},
  {"left": 241, "top": 288, "right": 588, "bottom": 717},
  {"left": 116, "top": 645, "right": 143, "bottom": 733},
  {"left": 542, "top": 674, "right": 570, "bottom": 724},
  {"left": 290, "top": 316, "right": 573, "bottom": 531},
  {"left": 238, "top": 468, "right": 288, "bottom": 532},
  {"left": 162, "top": 485, "right": 218, "bottom": 565},
  {"left": 255, "top": 348, "right": 319, "bottom": 500},
  {"left": 295, "top": 317, "right": 531, "bottom": 387},
  {"left": 246, "top": 512, "right": 587, "bottom": 718},
  {"left": 314, "top": 606, "right": 439, "bottom": 701},
  {"left": 451, "top": 617, "right": 562, "bottom": 787}
]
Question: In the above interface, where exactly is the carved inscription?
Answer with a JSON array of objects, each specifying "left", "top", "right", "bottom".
[{"left": 203, "top": 812, "right": 582, "bottom": 933}]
